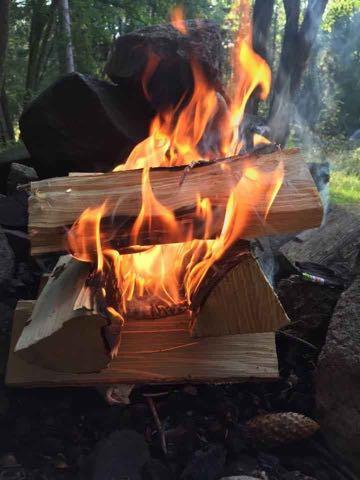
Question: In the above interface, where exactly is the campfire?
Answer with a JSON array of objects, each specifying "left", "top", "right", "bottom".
[{"left": 12, "top": 2, "right": 323, "bottom": 377}]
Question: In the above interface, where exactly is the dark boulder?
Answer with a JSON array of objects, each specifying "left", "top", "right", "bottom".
[
  {"left": 7, "top": 163, "right": 38, "bottom": 194},
  {"left": 0, "top": 227, "right": 14, "bottom": 287},
  {"left": 316, "top": 275, "right": 360, "bottom": 475},
  {"left": 81, "top": 429, "right": 150, "bottom": 480},
  {"left": 20, "top": 73, "right": 153, "bottom": 177},
  {"left": 180, "top": 444, "right": 226, "bottom": 480},
  {"left": 105, "top": 20, "right": 225, "bottom": 112},
  {"left": 280, "top": 204, "right": 360, "bottom": 276},
  {"left": 0, "top": 191, "right": 28, "bottom": 227}
]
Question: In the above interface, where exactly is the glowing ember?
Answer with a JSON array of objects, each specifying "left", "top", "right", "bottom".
[{"left": 68, "top": 1, "right": 284, "bottom": 322}]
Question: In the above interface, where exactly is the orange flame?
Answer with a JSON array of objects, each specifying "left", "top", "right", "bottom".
[
  {"left": 171, "top": 5, "right": 188, "bottom": 35},
  {"left": 68, "top": 1, "right": 284, "bottom": 325},
  {"left": 221, "top": 0, "right": 272, "bottom": 154}
]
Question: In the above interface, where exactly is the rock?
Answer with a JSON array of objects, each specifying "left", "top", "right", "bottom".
[
  {"left": 0, "top": 142, "right": 31, "bottom": 166},
  {"left": 142, "top": 458, "right": 175, "bottom": 480},
  {"left": 82, "top": 430, "right": 150, "bottom": 480},
  {"left": 281, "top": 473, "right": 317, "bottom": 480},
  {"left": 277, "top": 274, "right": 343, "bottom": 349},
  {"left": 224, "top": 455, "right": 260, "bottom": 477},
  {"left": 180, "top": 445, "right": 226, "bottom": 480},
  {"left": 105, "top": 20, "right": 225, "bottom": 112},
  {"left": 220, "top": 477, "right": 262, "bottom": 480},
  {"left": 20, "top": 73, "right": 153, "bottom": 178},
  {"left": 0, "top": 191, "right": 28, "bottom": 227},
  {"left": 281, "top": 204, "right": 360, "bottom": 276},
  {"left": 7, "top": 162, "right": 38, "bottom": 194},
  {"left": 0, "top": 228, "right": 14, "bottom": 286},
  {"left": 0, "top": 388, "right": 9, "bottom": 417},
  {"left": 0, "top": 453, "right": 20, "bottom": 467},
  {"left": 0, "top": 302, "right": 15, "bottom": 337},
  {"left": 316, "top": 275, "right": 360, "bottom": 475}
]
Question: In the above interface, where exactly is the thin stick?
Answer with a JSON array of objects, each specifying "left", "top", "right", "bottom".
[
  {"left": 278, "top": 330, "right": 318, "bottom": 351},
  {"left": 146, "top": 397, "right": 167, "bottom": 455}
]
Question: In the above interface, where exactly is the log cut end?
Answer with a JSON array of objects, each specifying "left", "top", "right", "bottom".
[
  {"left": 190, "top": 253, "right": 289, "bottom": 338},
  {"left": 14, "top": 255, "right": 112, "bottom": 373},
  {"left": 15, "top": 312, "right": 109, "bottom": 373}
]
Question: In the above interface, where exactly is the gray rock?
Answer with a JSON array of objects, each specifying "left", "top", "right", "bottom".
[
  {"left": 143, "top": 458, "right": 175, "bottom": 479},
  {"left": 20, "top": 73, "right": 153, "bottom": 177},
  {"left": 0, "top": 228, "right": 14, "bottom": 286},
  {"left": 181, "top": 445, "right": 226, "bottom": 480},
  {"left": 281, "top": 473, "right": 317, "bottom": 480},
  {"left": 316, "top": 275, "right": 360, "bottom": 475},
  {"left": 220, "top": 477, "right": 262, "bottom": 480},
  {"left": 281, "top": 204, "right": 360, "bottom": 275},
  {"left": 82, "top": 430, "right": 150, "bottom": 480},
  {"left": 0, "top": 387, "right": 9, "bottom": 417},
  {"left": 7, "top": 162, "right": 38, "bottom": 194}
]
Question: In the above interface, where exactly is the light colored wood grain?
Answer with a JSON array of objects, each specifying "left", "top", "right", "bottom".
[
  {"left": 28, "top": 148, "right": 323, "bottom": 254},
  {"left": 14, "top": 256, "right": 110, "bottom": 373},
  {"left": 191, "top": 253, "right": 289, "bottom": 337},
  {"left": 6, "top": 301, "right": 279, "bottom": 386}
]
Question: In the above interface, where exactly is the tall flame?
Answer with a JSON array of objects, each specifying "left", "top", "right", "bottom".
[
  {"left": 171, "top": 5, "right": 188, "bottom": 35},
  {"left": 68, "top": 1, "right": 283, "bottom": 323}
]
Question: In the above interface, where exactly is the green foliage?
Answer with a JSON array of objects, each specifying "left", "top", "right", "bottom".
[
  {"left": 322, "top": 136, "right": 360, "bottom": 204},
  {"left": 323, "top": 0, "right": 360, "bottom": 32},
  {"left": 331, "top": 171, "right": 360, "bottom": 203}
]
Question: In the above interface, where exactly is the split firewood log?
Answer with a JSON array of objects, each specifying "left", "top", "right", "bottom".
[
  {"left": 14, "top": 255, "right": 122, "bottom": 373},
  {"left": 28, "top": 148, "right": 323, "bottom": 255},
  {"left": 189, "top": 240, "right": 289, "bottom": 337}
]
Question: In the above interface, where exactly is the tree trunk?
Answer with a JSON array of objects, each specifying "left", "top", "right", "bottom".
[
  {"left": 268, "top": 0, "right": 329, "bottom": 146},
  {"left": 0, "top": 0, "right": 11, "bottom": 144},
  {"left": 291, "top": 0, "right": 329, "bottom": 95},
  {"left": 24, "top": 0, "right": 59, "bottom": 105},
  {"left": 246, "top": 0, "right": 275, "bottom": 115},
  {"left": 25, "top": 0, "right": 48, "bottom": 104},
  {"left": 0, "top": 84, "right": 14, "bottom": 142},
  {"left": 0, "top": 0, "right": 9, "bottom": 90},
  {"left": 35, "top": 0, "right": 59, "bottom": 87},
  {"left": 58, "top": 0, "right": 75, "bottom": 74},
  {"left": 268, "top": 0, "right": 300, "bottom": 146}
]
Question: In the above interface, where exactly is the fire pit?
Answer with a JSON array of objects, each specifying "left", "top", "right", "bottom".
[{"left": 7, "top": 4, "right": 323, "bottom": 382}]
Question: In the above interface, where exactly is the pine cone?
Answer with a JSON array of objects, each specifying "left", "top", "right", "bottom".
[{"left": 245, "top": 412, "right": 320, "bottom": 447}]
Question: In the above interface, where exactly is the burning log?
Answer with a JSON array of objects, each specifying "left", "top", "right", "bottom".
[
  {"left": 28, "top": 148, "right": 323, "bottom": 255},
  {"left": 14, "top": 255, "right": 122, "bottom": 373},
  {"left": 8, "top": 300, "right": 280, "bottom": 385},
  {"left": 13, "top": 241, "right": 288, "bottom": 374},
  {"left": 189, "top": 241, "right": 289, "bottom": 337}
]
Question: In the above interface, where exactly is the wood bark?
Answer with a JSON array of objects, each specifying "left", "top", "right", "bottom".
[
  {"left": 14, "top": 255, "right": 114, "bottom": 373},
  {"left": 268, "top": 0, "right": 329, "bottom": 146},
  {"left": 28, "top": 148, "right": 324, "bottom": 255},
  {"left": 58, "top": 0, "right": 75, "bottom": 73}
]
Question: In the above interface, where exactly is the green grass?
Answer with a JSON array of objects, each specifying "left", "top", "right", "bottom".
[{"left": 331, "top": 171, "right": 360, "bottom": 204}]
